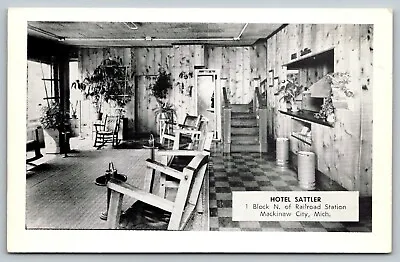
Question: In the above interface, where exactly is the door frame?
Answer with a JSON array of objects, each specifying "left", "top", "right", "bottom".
[{"left": 194, "top": 69, "right": 221, "bottom": 140}]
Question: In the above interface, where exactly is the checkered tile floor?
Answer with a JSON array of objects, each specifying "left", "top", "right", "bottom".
[{"left": 208, "top": 143, "right": 372, "bottom": 232}]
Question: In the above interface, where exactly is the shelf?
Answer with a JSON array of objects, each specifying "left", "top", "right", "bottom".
[
  {"left": 291, "top": 132, "right": 312, "bottom": 145},
  {"left": 279, "top": 110, "right": 334, "bottom": 127},
  {"left": 282, "top": 48, "right": 334, "bottom": 69},
  {"left": 42, "top": 78, "right": 60, "bottom": 81}
]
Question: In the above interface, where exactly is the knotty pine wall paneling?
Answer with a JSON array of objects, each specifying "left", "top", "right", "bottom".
[{"left": 266, "top": 24, "right": 373, "bottom": 196}]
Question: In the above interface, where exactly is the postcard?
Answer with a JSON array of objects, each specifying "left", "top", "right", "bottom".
[{"left": 7, "top": 8, "right": 392, "bottom": 253}]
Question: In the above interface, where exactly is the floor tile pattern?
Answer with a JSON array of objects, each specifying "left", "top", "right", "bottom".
[{"left": 208, "top": 143, "right": 372, "bottom": 232}]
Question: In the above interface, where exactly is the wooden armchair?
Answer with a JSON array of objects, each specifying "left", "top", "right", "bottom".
[
  {"left": 106, "top": 153, "right": 209, "bottom": 230},
  {"left": 156, "top": 131, "right": 214, "bottom": 213},
  {"left": 93, "top": 115, "right": 121, "bottom": 149},
  {"left": 160, "top": 113, "right": 203, "bottom": 150}
]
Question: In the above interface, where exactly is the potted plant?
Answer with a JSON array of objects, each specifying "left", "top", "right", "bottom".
[
  {"left": 39, "top": 101, "right": 65, "bottom": 153},
  {"left": 314, "top": 92, "right": 335, "bottom": 123},
  {"left": 69, "top": 100, "right": 80, "bottom": 137},
  {"left": 73, "top": 58, "right": 133, "bottom": 120},
  {"left": 313, "top": 72, "right": 352, "bottom": 124},
  {"left": 275, "top": 79, "right": 304, "bottom": 112},
  {"left": 150, "top": 69, "right": 176, "bottom": 125}
]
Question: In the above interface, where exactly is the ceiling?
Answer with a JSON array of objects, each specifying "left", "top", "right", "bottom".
[{"left": 28, "top": 22, "right": 283, "bottom": 47}]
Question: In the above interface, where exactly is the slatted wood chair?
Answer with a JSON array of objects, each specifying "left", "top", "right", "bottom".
[
  {"left": 156, "top": 131, "right": 213, "bottom": 214},
  {"left": 160, "top": 113, "right": 203, "bottom": 150},
  {"left": 93, "top": 115, "right": 121, "bottom": 149},
  {"left": 156, "top": 131, "right": 213, "bottom": 196},
  {"left": 106, "top": 153, "right": 210, "bottom": 230}
]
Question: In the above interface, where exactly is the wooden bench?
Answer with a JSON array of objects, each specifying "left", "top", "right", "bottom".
[{"left": 26, "top": 125, "right": 43, "bottom": 163}]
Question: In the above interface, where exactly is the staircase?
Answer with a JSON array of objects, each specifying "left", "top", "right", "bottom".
[{"left": 229, "top": 104, "right": 260, "bottom": 152}]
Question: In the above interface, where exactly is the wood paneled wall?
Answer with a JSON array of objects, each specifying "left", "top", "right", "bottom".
[
  {"left": 266, "top": 24, "right": 373, "bottom": 196},
  {"left": 78, "top": 43, "right": 266, "bottom": 135},
  {"left": 206, "top": 41, "right": 267, "bottom": 104},
  {"left": 78, "top": 45, "right": 206, "bottom": 135}
]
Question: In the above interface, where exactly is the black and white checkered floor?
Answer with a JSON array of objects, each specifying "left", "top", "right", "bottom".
[{"left": 208, "top": 144, "right": 372, "bottom": 232}]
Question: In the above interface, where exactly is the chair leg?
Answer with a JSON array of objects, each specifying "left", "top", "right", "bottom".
[
  {"left": 93, "top": 133, "right": 98, "bottom": 147},
  {"left": 158, "top": 155, "right": 168, "bottom": 197},
  {"left": 196, "top": 186, "right": 204, "bottom": 214},
  {"left": 107, "top": 190, "right": 124, "bottom": 229}
]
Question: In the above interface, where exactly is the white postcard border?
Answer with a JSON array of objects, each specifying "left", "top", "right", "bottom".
[{"left": 7, "top": 8, "right": 393, "bottom": 253}]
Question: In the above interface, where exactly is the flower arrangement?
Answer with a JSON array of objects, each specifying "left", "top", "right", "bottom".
[
  {"left": 326, "top": 72, "right": 353, "bottom": 97},
  {"left": 314, "top": 72, "right": 352, "bottom": 123},
  {"left": 314, "top": 92, "right": 335, "bottom": 122},
  {"left": 39, "top": 102, "right": 65, "bottom": 130}
]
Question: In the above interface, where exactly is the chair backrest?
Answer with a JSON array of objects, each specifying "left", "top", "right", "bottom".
[
  {"left": 169, "top": 154, "right": 209, "bottom": 230},
  {"left": 191, "top": 118, "right": 209, "bottom": 150},
  {"left": 104, "top": 115, "right": 120, "bottom": 133},
  {"left": 193, "top": 130, "right": 213, "bottom": 153},
  {"left": 182, "top": 113, "right": 202, "bottom": 130}
]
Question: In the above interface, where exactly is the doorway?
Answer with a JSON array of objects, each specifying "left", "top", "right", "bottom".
[{"left": 194, "top": 69, "right": 221, "bottom": 140}]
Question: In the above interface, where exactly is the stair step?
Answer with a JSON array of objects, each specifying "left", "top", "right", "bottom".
[
  {"left": 231, "top": 104, "right": 252, "bottom": 113},
  {"left": 231, "top": 135, "right": 259, "bottom": 142},
  {"left": 231, "top": 138, "right": 259, "bottom": 145},
  {"left": 231, "top": 127, "right": 259, "bottom": 135},
  {"left": 231, "top": 143, "right": 260, "bottom": 152},
  {"left": 231, "top": 112, "right": 256, "bottom": 119},
  {"left": 232, "top": 118, "right": 257, "bottom": 127}
]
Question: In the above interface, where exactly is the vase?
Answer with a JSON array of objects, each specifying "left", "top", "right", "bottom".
[
  {"left": 291, "top": 103, "right": 299, "bottom": 112},
  {"left": 70, "top": 117, "right": 80, "bottom": 137},
  {"left": 327, "top": 114, "right": 335, "bottom": 124},
  {"left": 43, "top": 128, "right": 61, "bottom": 154},
  {"left": 286, "top": 101, "right": 292, "bottom": 111},
  {"left": 97, "top": 112, "right": 103, "bottom": 121}
]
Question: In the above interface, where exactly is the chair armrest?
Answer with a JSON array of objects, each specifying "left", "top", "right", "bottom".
[
  {"left": 177, "top": 123, "right": 196, "bottom": 129},
  {"left": 145, "top": 158, "right": 184, "bottom": 181},
  {"left": 164, "top": 121, "right": 178, "bottom": 126},
  {"left": 107, "top": 178, "right": 174, "bottom": 212},
  {"left": 93, "top": 123, "right": 105, "bottom": 131},
  {"left": 157, "top": 149, "right": 204, "bottom": 157},
  {"left": 175, "top": 129, "right": 202, "bottom": 135}
]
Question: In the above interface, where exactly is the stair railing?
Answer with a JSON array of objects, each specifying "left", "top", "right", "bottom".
[
  {"left": 222, "top": 87, "right": 231, "bottom": 153},
  {"left": 255, "top": 86, "right": 268, "bottom": 153}
]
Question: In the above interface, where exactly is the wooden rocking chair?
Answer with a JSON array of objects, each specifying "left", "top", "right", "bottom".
[
  {"left": 93, "top": 115, "right": 121, "bottom": 149},
  {"left": 106, "top": 153, "right": 210, "bottom": 230}
]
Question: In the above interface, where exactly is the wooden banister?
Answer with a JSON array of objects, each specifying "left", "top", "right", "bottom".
[
  {"left": 255, "top": 86, "right": 267, "bottom": 109},
  {"left": 254, "top": 86, "right": 268, "bottom": 153},
  {"left": 222, "top": 87, "right": 230, "bottom": 108},
  {"left": 222, "top": 87, "right": 231, "bottom": 153}
]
